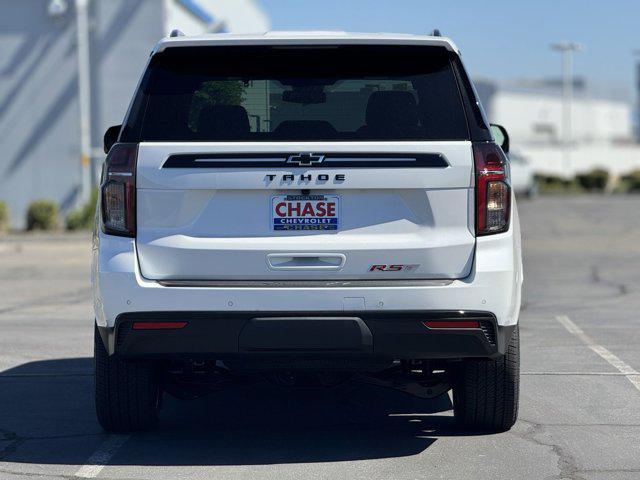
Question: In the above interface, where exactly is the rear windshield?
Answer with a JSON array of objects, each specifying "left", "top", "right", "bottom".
[{"left": 123, "top": 45, "right": 469, "bottom": 142}]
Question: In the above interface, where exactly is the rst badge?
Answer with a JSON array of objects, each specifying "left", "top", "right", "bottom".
[
  {"left": 271, "top": 194, "right": 339, "bottom": 231},
  {"left": 369, "top": 264, "right": 420, "bottom": 272}
]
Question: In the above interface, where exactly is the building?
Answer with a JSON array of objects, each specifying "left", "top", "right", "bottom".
[
  {"left": 0, "top": 0, "right": 269, "bottom": 229},
  {"left": 476, "top": 80, "right": 634, "bottom": 146},
  {"left": 476, "top": 79, "right": 640, "bottom": 177}
]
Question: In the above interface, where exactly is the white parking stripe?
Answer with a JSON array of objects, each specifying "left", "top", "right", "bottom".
[
  {"left": 556, "top": 315, "right": 640, "bottom": 391},
  {"left": 522, "top": 372, "right": 631, "bottom": 376},
  {"left": 74, "top": 434, "right": 129, "bottom": 478}
]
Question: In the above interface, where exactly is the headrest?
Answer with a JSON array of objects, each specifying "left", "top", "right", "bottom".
[
  {"left": 273, "top": 120, "right": 338, "bottom": 139},
  {"left": 196, "top": 104, "right": 250, "bottom": 140},
  {"left": 365, "top": 91, "right": 419, "bottom": 132}
]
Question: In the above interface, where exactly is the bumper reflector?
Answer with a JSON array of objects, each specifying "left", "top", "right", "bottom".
[
  {"left": 423, "top": 320, "right": 480, "bottom": 329},
  {"left": 132, "top": 321, "right": 188, "bottom": 330}
]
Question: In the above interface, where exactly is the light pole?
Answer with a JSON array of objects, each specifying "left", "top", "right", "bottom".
[
  {"left": 551, "top": 42, "right": 583, "bottom": 174},
  {"left": 76, "top": 0, "right": 92, "bottom": 205},
  {"left": 634, "top": 50, "right": 640, "bottom": 142}
]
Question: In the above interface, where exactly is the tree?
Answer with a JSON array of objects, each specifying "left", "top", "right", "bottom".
[{"left": 189, "top": 81, "right": 246, "bottom": 131}]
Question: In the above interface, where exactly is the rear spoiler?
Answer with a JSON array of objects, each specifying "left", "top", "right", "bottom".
[{"left": 153, "top": 34, "right": 460, "bottom": 55}]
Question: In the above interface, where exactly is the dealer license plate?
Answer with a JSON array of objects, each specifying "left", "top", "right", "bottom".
[{"left": 271, "top": 194, "right": 340, "bottom": 231}]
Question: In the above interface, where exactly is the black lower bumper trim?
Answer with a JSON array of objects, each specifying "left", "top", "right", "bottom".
[{"left": 98, "top": 311, "right": 514, "bottom": 365}]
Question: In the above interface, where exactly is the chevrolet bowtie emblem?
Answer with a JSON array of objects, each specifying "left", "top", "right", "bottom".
[{"left": 286, "top": 153, "right": 325, "bottom": 166}]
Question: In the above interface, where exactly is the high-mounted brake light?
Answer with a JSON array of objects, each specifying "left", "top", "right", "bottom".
[
  {"left": 473, "top": 143, "right": 511, "bottom": 235},
  {"left": 100, "top": 144, "right": 137, "bottom": 237}
]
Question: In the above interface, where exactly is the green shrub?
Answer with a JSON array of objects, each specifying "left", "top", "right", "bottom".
[
  {"left": 575, "top": 168, "right": 609, "bottom": 192},
  {"left": 66, "top": 188, "right": 99, "bottom": 231},
  {"left": 65, "top": 210, "right": 87, "bottom": 231},
  {"left": 619, "top": 170, "right": 640, "bottom": 193},
  {"left": 26, "top": 200, "right": 58, "bottom": 231},
  {"left": 0, "top": 201, "right": 8, "bottom": 232},
  {"left": 535, "top": 174, "right": 583, "bottom": 194}
]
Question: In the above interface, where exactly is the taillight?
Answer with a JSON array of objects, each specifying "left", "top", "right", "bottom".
[
  {"left": 100, "top": 143, "right": 137, "bottom": 237},
  {"left": 473, "top": 143, "right": 510, "bottom": 235}
]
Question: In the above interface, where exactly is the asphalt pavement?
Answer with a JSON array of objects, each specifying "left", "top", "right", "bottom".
[{"left": 0, "top": 195, "right": 639, "bottom": 479}]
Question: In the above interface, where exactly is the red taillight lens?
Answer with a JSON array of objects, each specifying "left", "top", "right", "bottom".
[
  {"left": 473, "top": 143, "right": 510, "bottom": 235},
  {"left": 100, "top": 144, "right": 137, "bottom": 237}
]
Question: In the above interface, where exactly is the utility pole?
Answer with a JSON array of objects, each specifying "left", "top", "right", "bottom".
[
  {"left": 551, "top": 42, "right": 583, "bottom": 174},
  {"left": 634, "top": 50, "right": 640, "bottom": 142},
  {"left": 76, "top": 0, "right": 92, "bottom": 204}
]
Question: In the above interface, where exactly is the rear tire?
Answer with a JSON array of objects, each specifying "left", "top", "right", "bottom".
[
  {"left": 453, "top": 325, "right": 519, "bottom": 432},
  {"left": 94, "top": 325, "right": 160, "bottom": 432}
]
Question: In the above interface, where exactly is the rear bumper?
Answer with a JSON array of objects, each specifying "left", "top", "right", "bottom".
[
  {"left": 97, "top": 310, "right": 515, "bottom": 363},
  {"left": 92, "top": 201, "right": 522, "bottom": 359},
  {"left": 93, "top": 230, "right": 521, "bottom": 324}
]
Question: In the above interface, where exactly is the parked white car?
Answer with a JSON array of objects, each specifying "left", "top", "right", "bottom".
[{"left": 92, "top": 31, "right": 523, "bottom": 433}]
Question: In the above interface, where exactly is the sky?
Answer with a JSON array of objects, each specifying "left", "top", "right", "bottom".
[{"left": 258, "top": 0, "right": 639, "bottom": 102}]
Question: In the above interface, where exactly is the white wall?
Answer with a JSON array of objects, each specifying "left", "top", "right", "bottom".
[
  {"left": 164, "top": 0, "right": 206, "bottom": 35},
  {"left": 478, "top": 84, "right": 640, "bottom": 177},
  {"left": 490, "top": 91, "right": 633, "bottom": 146},
  {"left": 520, "top": 145, "right": 640, "bottom": 178},
  {"left": 0, "top": 0, "right": 164, "bottom": 228},
  {"left": 164, "top": 0, "right": 269, "bottom": 35}
]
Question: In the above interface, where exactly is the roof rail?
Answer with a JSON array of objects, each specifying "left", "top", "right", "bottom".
[
  {"left": 170, "top": 29, "right": 185, "bottom": 38},
  {"left": 431, "top": 29, "right": 442, "bottom": 37}
]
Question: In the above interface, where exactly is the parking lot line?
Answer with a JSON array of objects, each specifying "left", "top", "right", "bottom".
[
  {"left": 74, "top": 434, "right": 129, "bottom": 478},
  {"left": 522, "top": 372, "right": 631, "bottom": 376},
  {"left": 556, "top": 315, "right": 640, "bottom": 392}
]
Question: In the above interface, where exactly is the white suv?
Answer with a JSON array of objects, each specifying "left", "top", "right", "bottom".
[{"left": 92, "top": 31, "right": 522, "bottom": 433}]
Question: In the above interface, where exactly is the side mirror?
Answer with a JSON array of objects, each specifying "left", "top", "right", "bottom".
[
  {"left": 103, "top": 125, "right": 122, "bottom": 154},
  {"left": 490, "top": 124, "right": 510, "bottom": 154}
]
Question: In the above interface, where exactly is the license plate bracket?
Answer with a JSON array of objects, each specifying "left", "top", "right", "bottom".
[{"left": 271, "top": 194, "right": 340, "bottom": 231}]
